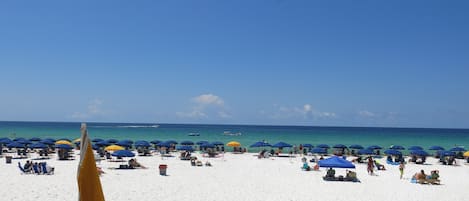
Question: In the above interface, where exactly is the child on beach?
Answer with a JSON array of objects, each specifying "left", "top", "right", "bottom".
[{"left": 399, "top": 161, "right": 405, "bottom": 179}]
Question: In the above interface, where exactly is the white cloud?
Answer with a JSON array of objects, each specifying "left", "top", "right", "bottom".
[
  {"left": 270, "top": 104, "right": 336, "bottom": 120},
  {"left": 71, "top": 99, "right": 105, "bottom": 119},
  {"left": 358, "top": 110, "right": 376, "bottom": 117},
  {"left": 177, "top": 93, "right": 230, "bottom": 119}
]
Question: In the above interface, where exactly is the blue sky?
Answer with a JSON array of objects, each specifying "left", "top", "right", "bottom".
[{"left": 0, "top": 0, "right": 468, "bottom": 128}]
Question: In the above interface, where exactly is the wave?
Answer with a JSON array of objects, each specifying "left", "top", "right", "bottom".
[{"left": 90, "top": 125, "right": 160, "bottom": 128}]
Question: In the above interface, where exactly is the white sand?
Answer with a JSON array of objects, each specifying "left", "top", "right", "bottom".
[{"left": 1, "top": 151, "right": 468, "bottom": 201}]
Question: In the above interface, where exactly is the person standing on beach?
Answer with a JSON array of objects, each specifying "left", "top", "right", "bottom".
[
  {"left": 399, "top": 161, "right": 405, "bottom": 179},
  {"left": 367, "top": 157, "right": 374, "bottom": 175}
]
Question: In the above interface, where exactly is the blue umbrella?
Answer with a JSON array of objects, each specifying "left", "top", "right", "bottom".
[
  {"left": 449, "top": 147, "right": 466, "bottom": 152},
  {"left": 333, "top": 144, "right": 347, "bottom": 149},
  {"left": 272, "top": 142, "right": 292, "bottom": 148},
  {"left": 95, "top": 141, "right": 111, "bottom": 146},
  {"left": 116, "top": 141, "right": 132, "bottom": 147},
  {"left": 438, "top": 150, "right": 455, "bottom": 157},
  {"left": 30, "top": 143, "right": 47, "bottom": 149},
  {"left": 410, "top": 150, "right": 429, "bottom": 156},
  {"left": 150, "top": 140, "right": 161, "bottom": 144},
  {"left": 429, "top": 146, "right": 445, "bottom": 151},
  {"left": 367, "top": 145, "right": 382, "bottom": 150},
  {"left": 200, "top": 143, "right": 216, "bottom": 148},
  {"left": 111, "top": 150, "right": 135, "bottom": 157},
  {"left": 196, "top": 141, "right": 209, "bottom": 145},
  {"left": 212, "top": 141, "right": 224, "bottom": 146},
  {"left": 106, "top": 139, "right": 118, "bottom": 144},
  {"left": 29, "top": 137, "right": 41, "bottom": 141},
  {"left": 408, "top": 146, "right": 423, "bottom": 151},
  {"left": 384, "top": 149, "right": 402, "bottom": 155},
  {"left": 7, "top": 142, "right": 26, "bottom": 148},
  {"left": 180, "top": 140, "right": 195, "bottom": 145},
  {"left": 390, "top": 145, "right": 405, "bottom": 150},
  {"left": 177, "top": 145, "right": 195, "bottom": 152},
  {"left": 17, "top": 139, "right": 32, "bottom": 144},
  {"left": 40, "top": 140, "right": 55, "bottom": 145},
  {"left": 165, "top": 140, "right": 178, "bottom": 145},
  {"left": 43, "top": 138, "right": 56, "bottom": 142},
  {"left": 13, "top": 137, "right": 26, "bottom": 141},
  {"left": 121, "top": 139, "right": 134, "bottom": 144},
  {"left": 302, "top": 144, "right": 314, "bottom": 148},
  {"left": 55, "top": 144, "right": 73, "bottom": 150},
  {"left": 349, "top": 144, "right": 364, "bottom": 149},
  {"left": 318, "top": 156, "right": 355, "bottom": 168},
  {"left": 357, "top": 149, "right": 374, "bottom": 155},
  {"left": 317, "top": 144, "right": 330, "bottom": 149},
  {"left": 92, "top": 144, "right": 100, "bottom": 150},
  {"left": 157, "top": 141, "right": 172, "bottom": 147},
  {"left": 134, "top": 141, "right": 151, "bottom": 147},
  {"left": 0, "top": 138, "right": 13, "bottom": 144},
  {"left": 311, "top": 148, "right": 327, "bottom": 154},
  {"left": 250, "top": 141, "right": 271, "bottom": 148},
  {"left": 92, "top": 138, "right": 104, "bottom": 142}
]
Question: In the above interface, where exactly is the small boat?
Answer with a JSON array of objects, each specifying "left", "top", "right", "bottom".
[{"left": 188, "top": 133, "right": 200, "bottom": 136}]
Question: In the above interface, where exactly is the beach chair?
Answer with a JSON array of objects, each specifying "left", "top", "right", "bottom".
[
  {"left": 18, "top": 162, "right": 31, "bottom": 174},
  {"left": 32, "top": 164, "right": 41, "bottom": 174},
  {"left": 41, "top": 163, "right": 54, "bottom": 175}
]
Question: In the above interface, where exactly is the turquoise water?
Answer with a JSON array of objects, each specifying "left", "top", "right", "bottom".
[{"left": 1, "top": 121, "right": 468, "bottom": 151}]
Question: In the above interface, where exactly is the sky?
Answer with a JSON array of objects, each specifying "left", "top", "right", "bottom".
[{"left": 0, "top": 0, "right": 468, "bottom": 128}]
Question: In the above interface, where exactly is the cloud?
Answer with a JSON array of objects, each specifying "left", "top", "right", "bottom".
[
  {"left": 269, "top": 104, "right": 336, "bottom": 120},
  {"left": 358, "top": 110, "right": 376, "bottom": 117},
  {"left": 71, "top": 99, "right": 106, "bottom": 119},
  {"left": 177, "top": 93, "right": 230, "bottom": 119}
]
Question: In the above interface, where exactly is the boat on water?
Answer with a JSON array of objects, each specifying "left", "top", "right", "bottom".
[
  {"left": 188, "top": 133, "right": 200, "bottom": 136},
  {"left": 222, "top": 131, "right": 242, "bottom": 136}
]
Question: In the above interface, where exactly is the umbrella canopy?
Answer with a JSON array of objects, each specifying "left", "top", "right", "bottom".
[
  {"left": 429, "top": 146, "right": 445, "bottom": 151},
  {"left": 40, "top": 139, "right": 55, "bottom": 145},
  {"left": 226, "top": 141, "right": 241, "bottom": 147},
  {"left": 332, "top": 144, "right": 347, "bottom": 149},
  {"left": 92, "top": 138, "right": 104, "bottom": 142},
  {"left": 408, "top": 146, "right": 423, "bottom": 151},
  {"left": 0, "top": 138, "right": 13, "bottom": 144},
  {"left": 111, "top": 150, "right": 135, "bottom": 157},
  {"left": 43, "top": 138, "right": 56, "bottom": 142},
  {"left": 121, "top": 139, "right": 133, "bottom": 144},
  {"left": 180, "top": 140, "right": 195, "bottom": 145},
  {"left": 449, "top": 147, "right": 466, "bottom": 152},
  {"left": 29, "top": 137, "right": 41, "bottom": 141},
  {"left": 250, "top": 141, "right": 271, "bottom": 148},
  {"left": 357, "top": 149, "right": 374, "bottom": 155},
  {"left": 177, "top": 145, "right": 195, "bottom": 152},
  {"left": 318, "top": 156, "right": 355, "bottom": 168},
  {"left": 30, "top": 143, "right": 47, "bottom": 149},
  {"left": 57, "top": 138, "right": 71, "bottom": 142},
  {"left": 196, "top": 141, "right": 209, "bottom": 145},
  {"left": 165, "top": 140, "right": 178, "bottom": 145},
  {"left": 55, "top": 144, "right": 73, "bottom": 150},
  {"left": 302, "top": 144, "right": 314, "bottom": 148},
  {"left": 55, "top": 140, "right": 72, "bottom": 145},
  {"left": 157, "top": 141, "right": 172, "bottom": 148},
  {"left": 106, "top": 139, "right": 118, "bottom": 144},
  {"left": 463, "top": 151, "right": 469, "bottom": 157},
  {"left": 134, "top": 141, "right": 151, "bottom": 147},
  {"left": 410, "top": 150, "right": 429, "bottom": 156},
  {"left": 104, "top": 145, "right": 125, "bottom": 151},
  {"left": 390, "top": 145, "right": 405, "bottom": 150},
  {"left": 13, "top": 137, "right": 26, "bottom": 141},
  {"left": 438, "top": 150, "right": 456, "bottom": 157},
  {"left": 349, "top": 144, "right": 363, "bottom": 149},
  {"left": 95, "top": 141, "right": 111, "bottom": 146},
  {"left": 7, "top": 142, "right": 26, "bottom": 148},
  {"left": 200, "top": 143, "right": 215, "bottom": 148},
  {"left": 17, "top": 139, "right": 32, "bottom": 144},
  {"left": 212, "top": 141, "right": 224, "bottom": 146},
  {"left": 116, "top": 141, "right": 132, "bottom": 147},
  {"left": 316, "top": 144, "right": 330, "bottom": 149},
  {"left": 272, "top": 142, "right": 292, "bottom": 148},
  {"left": 367, "top": 145, "right": 382, "bottom": 150},
  {"left": 311, "top": 148, "right": 327, "bottom": 154},
  {"left": 384, "top": 149, "right": 402, "bottom": 155},
  {"left": 150, "top": 140, "right": 161, "bottom": 144}
]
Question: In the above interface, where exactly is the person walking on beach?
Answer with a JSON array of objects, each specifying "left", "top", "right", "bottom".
[
  {"left": 399, "top": 161, "right": 405, "bottom": 179},
  {"left": 367, "top": 157, "right": 374, "bottom": 175}
]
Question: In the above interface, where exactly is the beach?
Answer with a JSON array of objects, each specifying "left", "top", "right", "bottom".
[{"left": 1, "top": 151, "right": 468, "bottom": 201}]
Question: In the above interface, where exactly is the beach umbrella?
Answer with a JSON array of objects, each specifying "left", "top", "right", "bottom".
[
  {"left": 40, "top": 139, "right": 55, "bottom": 145},
  {"left": 410, "top": 150, "right": 429, "bottom": 156},
  {"left": 111, "top": 150, "right": 135, "bottom": 157},
  {"left": 332, "top": 144, "right": 347, "bottom": 149},
  {"left": 106, "top": 139, "right": 118, "bottom": 144},
  {"left": 310, "top": 148, "right": 327, "bottom": 154},
  {"left": 157, "top": 141, "right": 172, "bottom": 148},
  {"left": 429, "top": 146, "right": 445, "bottom": 151},
  {"left": 95, "top": 141, "right": 111, "bottom": 147},
  {"left": 449, "top": 147, "right": 466, "bottom": 152},
  {"left": 7, "top": 142, "right": 26, "bottom": 148},
  {"left": 55, "top": 144, "right": 73, "bottom": 150},
  {"left": 13, "top": 137, "right": 26, "bottom": 141},
  {"left": 318, "top": 156, "right": 355, "bottom": 168},
  {"left": 92, "top": 144, "right": 100, "bottom": 150},
  {"left": 349, "top": 144, "right": 363, "bottom": 149},
  {"left": 196, "top": 141, "right": 209, "bottom": 145},
  {"left": 200, "top": 143, "right": 216, "bottom": 149},
  {"left": 30, "top": 143, "right": 47, "bottom": 149},
  {"left": 316, "top": 144, "right": 330, "bottom": 149},
  {"left": 57, "top": 138, "right": 71, "bottom": 142},
  {"left": 121, "top": 140, "right": 133, "bottom": 145},
  {"left": 116, "top": 141, "right": 132, "bottom": 147},
  {"left": 250, "top": 141, "right": 271, "bottom": 148},
  {"left": 0, "top": 138, "right": 12, "bottom": 144},
  {"left": 357, "top": 149, "right": 374, "bottom": 155},
  {"left": 92, "top": 138, "right": 104, "bottom": 143},
  {"left": 150, "top": 140, "right": 161, "bottom": 144},
  {"left": 302, "top": 144, "right": 314, "bottom": 149},
  {"left": 134, "top": 141, "right": 151, "bottom": 147},
  {"left": 55, "top": 140, "right": 72, "bottom": 145},
  {"left": 463, "top": 151, "right": 469, "bottom": 157},
  {"left": 104, "top": 145, "right": 125, "bottom": 151},
  {"left": 226, "top": 141, "right": 241, "bottom": 147},
  {"left": 272, "top": 142, "right": 293, "bottom": 148},
  {"left": 29, "top": 137, "right": 41, "bottom": 141},
  {"left": 384, "top": 149, "right": 402, "bottom": 155},
  {"left": 408, "top": 146, "right": 423, "bottom": 151},
  {"left": 43, "top": 138, "right": 56, "bottom": 142},
  {"left": 180, "top": 140, "right": 195, "bottom": 145},
  {"left": 177, "top": 145, "right": 195, "bottom": 152},
  {"left": 212, "top": 141, "right": 224, "bottom": 146},
  {"left": 17, "top": 139, "right": 32, "bottom": 144},
  {"left": 390, "top": 145, "right": 405, "bottom": 150},
  {"left": 367, "top": 145, "right": 382, "bottom": 150},
  {"left": 165, "top": 140, "right": 178, "bottom": 145},
  {"left": 438, "top": 150, "right": 455, "bottom": 157}
]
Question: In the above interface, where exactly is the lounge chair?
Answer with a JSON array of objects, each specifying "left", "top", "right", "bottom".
[
  {"left": 18, "top": 162, "right": 31, "bottom": 174},
  {"left": 41, "top": 163, "right": 54, "bottom": 175}
]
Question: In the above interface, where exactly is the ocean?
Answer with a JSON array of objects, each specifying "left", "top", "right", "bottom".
[{"left": 1, "top": 121, "right": 468, "bottom": 152}]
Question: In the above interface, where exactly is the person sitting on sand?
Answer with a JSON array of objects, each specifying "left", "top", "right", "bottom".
[
  {"left": 326, "top": 168, "right": 335, "bottom": 178},
  {"left": 302, "top": 161, "right": 311, "bottom": 171},
  {"left": 374, "top": 160, "right": 386, "bottom": 170},
  {"left": 205, "top": 161, "right": 212, "bottom": 166},
  {"left": 129, "top": 159, "right": 147, "bottom": 169},
  {"left": 24, "top": 160, "right": 32, "bottom": 172},
  {"left": 414, "top": 169, "right": 427, "bottom": 183}
]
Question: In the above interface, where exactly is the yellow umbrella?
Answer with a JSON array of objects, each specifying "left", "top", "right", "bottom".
[
  {"left": 464, "top": 151, "right": 469, "bottom": 157},
  {"left": 227, "top": 141, "right": 241, "bottom": 147},
  {"left": 56, "top": 140, "right": 73, "bottom": 145},
  {"left": 104, "top": 145, "right": 125, "bottom": 151},
  {"left": 73, "top": 138, "right": 81, "bottom": 143}
]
